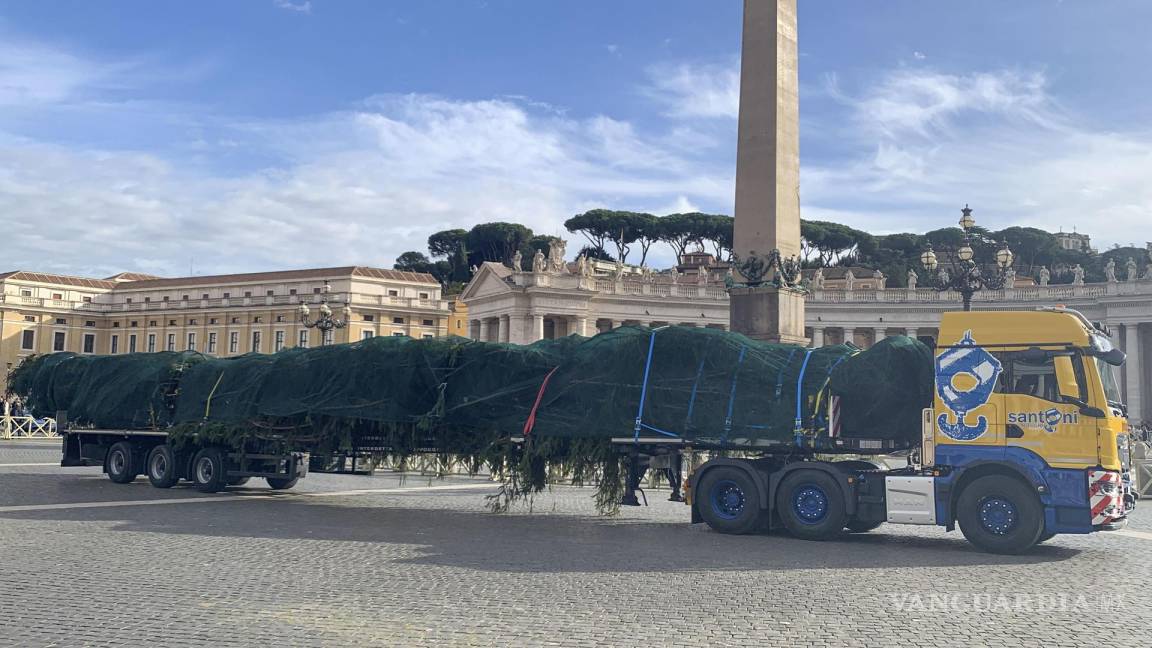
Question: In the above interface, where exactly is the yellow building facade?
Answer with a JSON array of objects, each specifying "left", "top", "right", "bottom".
[{"left": 1, "top": 267, "right": 447, "bottom": 385}]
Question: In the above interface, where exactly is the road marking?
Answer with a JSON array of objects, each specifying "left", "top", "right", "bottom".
[
  {"left": 0, "top": 463, "right": 60, "bottom": 467},
  {"left": 1113, "top": 529, "right": 1152, "bottom": 541},
  {"left": 0, "top": 482, "right": 496, "bottom": 513}
]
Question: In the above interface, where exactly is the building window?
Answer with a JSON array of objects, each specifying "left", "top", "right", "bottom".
[
  {"left": 251, "top": 331, "right": 262, "bottom": 353},
  {"left": 229, "top": 332, "right": 239, "bottom": 354},
  {"left": 244, "top": 291, "right": 252, "bottom": 298},
  {"left": 201, "top": 293, "right": 209, "bottom": 300},
  {"left": 144, "top": 297, "right": 151, "bottom": 303},
  {"left": 419, "top": 292, "right": 429, "bottom": 299},
  {"left": 127, "top": 334, "right": 137, "bottom": 353},
  {"left": 253, "top": 316, "right": 263, "bottom": 324},
  {"left": 298, "top": 330, "right": 309, "bottom": 349},
  {"left": 52, "top": 293, "right": 63, "bottom": 300},
  {"left": 20, "top": 289, "right": 32, "bottom": 297},
  {"left": 207, "top": 332, "right": 218, "bottom": 354},
  {"left": 110, "top": 335, "right": 119, "bottom": 354},
  {"left": 82, "top": 296, "right": 93, "bottom": 303},
  {"left": 275, "top": 315, "right": 285, "bottom": 323},
  {"left": 182, "top": 295, "right": 189, "bottom": 301},
  {"left": 208, "top": 318, "right": 218, "bottom": 325},
  {"left": 85, "top": 320, "right": 96, "bottom": 327},
  {"left": 127, "top": 298, "right": 134, "bottom": 304},
  {"left": 149, "top": 320, "right": 157, "bottom": 327},
  {"left": 21, "top": 330, "right": 35, "bottom": 350},
  {"left": 456, "top": 321, "right": 462, "bottom": 330},
  {"left": 187, "top": 332, "right": 196, "bottom": 351},
  {"left": 55, "top": 318, "right": 67, "bottom": 325},
  {"left": 289, "top": 289, "right": 297, "bottom": 296},
  {"left": 363, "top": 315, "right": 375, "bottom": 322},
  {"left": 392, "top": 332, "right": 405, "bottom": 337},
  {"left": 168, "top": 320, "right": 177, "bottom": 326},
  {"left": 83, "top": 334, "right": 95, "bottom": 354},
  {"left": 130, "top": 321, "right": 138, "bottom": 328},
  {"left": 392, "top": 317, "right": 404, "bottom": 324},
  {"left": 188, "top": 319, "right": 197, "bottom": 325},
  {"left": 53, "top": 331, "right": 66, "bottom": 352},
  {"left": 422, "top": 319, "right": 434, "bottom": 326},
  {"left": 422, "top": 333, "right": 434, "bottom": 340},
  {"left": 313, "top": 287, "right": 322, "bottom": 294},
  {"left": 163, "top": 296, "right": 170, "bottom": 302},
  {"left": 274, "top": 330, "right": 285, "bottom": 351},
  {"left": 266, "top": 290, "right": 275, "bottom": 297},
  {"left": 362, "top": 330, "right": 374, "bottom": 340},
  {"left": 387, "top": 290, "right": 398, "bottom": 297},
  {"left": 23, "top": 315, "right": 36, "bottom": 323},
  {"left": 147, "top": 334, "right": 156, "bottom": 353},
  {"left": 167, "top": 334, "right": 176, "bottom": 352},
  {"left": 223, "top": 292, "right": 231, "bottom": 299},
  {"left": 112, "top": 322, "right": 120, "bottom": 328},
  {"left": 231, "top": 317, "right": 239, "bottom": 324}
]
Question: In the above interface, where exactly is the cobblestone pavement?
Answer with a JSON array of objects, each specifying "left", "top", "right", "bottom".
[{"left": 0, "top": 440, "right": 1149, "bottom": 647}]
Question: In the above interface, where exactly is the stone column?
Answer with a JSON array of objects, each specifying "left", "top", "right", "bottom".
[
  {"left": 728, "top": 0, "right": 806, "bottom": 345},
  {"left": 810, "top": 326, "right": 824, "bottom": 348},
  {"left": 609, "top": 320, "right": 620, "bottom": 330},
  {"left": 531, "top": 314, "right": 545, "bottom": 342},
  {"left": 843, "top": 327, "right": 856, "bottom": 347},
  {"left": 906, "top": 327, "right": 919, "bottom": 340},
  {"left": 574, "top": 317, "right": 589, "bottom": 337},
  {"left": 478, "top": 319, "right": 489, "bottom": 343},
  {"left": 1124, "top": 323, "right": 1143, "bottom": 421},
  {"left": 497, "top": 315, "right": 508, "bottom": 343},
  {"left": 873, "top": 327, "right": 886, "bottom": 348}
]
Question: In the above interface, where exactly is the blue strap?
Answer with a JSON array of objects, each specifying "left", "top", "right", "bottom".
[
  {"left": 794, "top": 349, "right": 814, "bottom": 445},
  {"left": 639, "top": 423, "right": 681, "bottom": 438},
  {"left": 720, "top": 345, "right": 747, "bottom": 444},
  {"left": 633, "top": 330, "right": 659, "bottom": 442},
  {"left": 774, "top": 348, "right": 798, "bottom": 400},
  {"left": 684, "top": 357, "right": 706, "bottom": 432}
]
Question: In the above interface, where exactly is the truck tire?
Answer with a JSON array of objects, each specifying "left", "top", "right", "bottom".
[
  {"left": 265, "top": 476, "right": 299, "bottom": 490},
  {"left": 1036, "top": 530, "right": 1057, "bottom": 544},
  {"left": 776, "top": 470, "right": 847, "bottom": 540},
  {"left": 146, "top": 445, "right": 179, "bottom": 489},
  {"left": 190, "top": 447, "right": 228, "bottom": 493},
  {"left": 105, "top": 442, "right": 138, "bottom": 484},
  {"left": 696, "top": 466, "right": 762, "bottom": 534},
  {"left": 957, "top": 475, "right": 1044, "bottom": 554},
  {"left": 227, "top": 477, "right": 251, "bottom": 487}
]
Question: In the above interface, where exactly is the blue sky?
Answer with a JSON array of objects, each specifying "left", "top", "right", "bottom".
[{"left": 2, "top": 0, "right": 1151, "bottom": 277}]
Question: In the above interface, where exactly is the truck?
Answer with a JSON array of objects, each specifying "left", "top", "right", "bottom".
[
  {"left": 620, "top": 307, "right": 1133, "bottom": 554},
  {"left": 42, "top": 306, "right": 1135, "bottom": 554}
]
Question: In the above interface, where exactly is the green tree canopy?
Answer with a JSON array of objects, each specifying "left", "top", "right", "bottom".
[{"left": 466, "top": 222, "right": 534, "bottom": 268}]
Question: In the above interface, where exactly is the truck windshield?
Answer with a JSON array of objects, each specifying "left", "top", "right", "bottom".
[{"left": 1095, "top": 358, "right": 1124, "bottom": 407}]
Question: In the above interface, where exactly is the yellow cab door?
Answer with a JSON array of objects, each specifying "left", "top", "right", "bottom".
[{"left": 999, "top": 349, "right": 1098, "bottom": 469}]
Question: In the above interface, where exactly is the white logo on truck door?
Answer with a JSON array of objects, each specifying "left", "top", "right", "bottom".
[{"left": 935, "top": 330, "right": 1002, "bottom": 442}]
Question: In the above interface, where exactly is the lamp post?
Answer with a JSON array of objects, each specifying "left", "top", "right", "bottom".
[
  {"left": 921, "top": 205, "right": 1014, "bottom": 311},
  {"left": 297, "top": 283, "right": 352, "bottom": 346}
]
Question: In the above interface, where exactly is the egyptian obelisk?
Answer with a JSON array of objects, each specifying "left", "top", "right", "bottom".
[{"left": 728, "top": 0, "right": 807, "bottom": 345}]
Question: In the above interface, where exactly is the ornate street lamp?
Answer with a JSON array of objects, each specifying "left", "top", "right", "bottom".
[
  {"left": 298, "top": 282, "right": 352, "bottom": 346},
  {"left": 921, "top": 205, "right": 1014, "bottom": 311}
]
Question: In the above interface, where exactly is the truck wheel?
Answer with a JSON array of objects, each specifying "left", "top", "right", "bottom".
[
  {"left": 845, "top": 519, "right": 884, "bottom": 533},
  {"left": 105, "top": 442, "right": 138, "bottom": 484},
  {"left": 146, "top": 445, "right": 179, "bottom": 488},
  {"left": 190, "top": 448, "right": 228, "bottom": 493},
  {"left": 1036, "top": 530, "right": 1057, "bottom": 544},
  {"left": 265, "top": 476, "right": 299, "bottom": 490},
  {"left": 227, "top": 477, "right": 251, "bottom": 487},
  {"left": 957, "top": 475, "right": 1044, "bottom": 554},
  {"left": 776, "top": 470, "right": 847, "bottom": 540},
  {"left": 696, "top": 466, "right": 762, "bottom": 534}
]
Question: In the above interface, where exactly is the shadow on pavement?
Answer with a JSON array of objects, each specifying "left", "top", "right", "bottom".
[{"left": 0, "top": 491, "right": 1082, "bottom": 573}]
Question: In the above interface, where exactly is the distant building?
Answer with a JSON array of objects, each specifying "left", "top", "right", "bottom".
[
  {"left": 1055, "top": 231, "right": 1096, "bottom": 253},
  {"left": 1, "top": 267, "right": 448, "bottom": 377}
]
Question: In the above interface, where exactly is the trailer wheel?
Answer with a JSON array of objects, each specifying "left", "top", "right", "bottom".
[
  {"left": 227, "top": 477, "right": 251, "bottom": 487},
  {"left": 146, "top": 445, "right": 179, "bottom": 488},
  {"left": 776, "top": 470, "right": 847, "bottom": 540},
  {"left": 190, "top": 448, "right": 228, "bottom": 493},
  {"left": 265, "top": 476, "right": 299, "bottom": 490},
  {"left": 696, "top": 467, "right": 762, "bottom": 534},
  {"left": 105, "top": 442, "right": 138, "bottom": 484},
  {"left": 957, "top": 475, "right": 1044, "bottom": 554}
]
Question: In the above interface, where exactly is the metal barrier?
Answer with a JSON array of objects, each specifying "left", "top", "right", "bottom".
[
  {"left": 1133, "top": 441, "right": 1152, "bottom": 499},
  {"left": 1, "top": 402, "right": 59, "bottom": 440}
]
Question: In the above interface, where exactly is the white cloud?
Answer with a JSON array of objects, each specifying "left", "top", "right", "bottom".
[
  {"left": 273, "top": 0, "right": 312, "bottom": 14},
  {"left": 912, "top": 51, "right": 927, "bottom": 61},
  {"left": 0, "top": 36, "right": 122, "bottom": 106},
  {"left": 644, "top": 60, "right": 740, "bottom": 120}
]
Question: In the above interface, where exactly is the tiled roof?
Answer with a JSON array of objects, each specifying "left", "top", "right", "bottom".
[
  {"left": 104, "top": 272, "right": 165, "bottom": 282},
  {"left": 0, "top": 271, "right": 117, "bottom": 290},
  {"left": 114, "top": 266, "right": 438, "bottom": 290}
]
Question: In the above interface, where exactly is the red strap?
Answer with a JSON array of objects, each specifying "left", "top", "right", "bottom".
[{"left": 522, "top": 366, "right": 560, "bottom": 437}]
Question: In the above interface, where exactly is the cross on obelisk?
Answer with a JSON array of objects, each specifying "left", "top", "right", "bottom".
[{"left": 728, "top": 0, "right": 808, "bottom": 345}]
